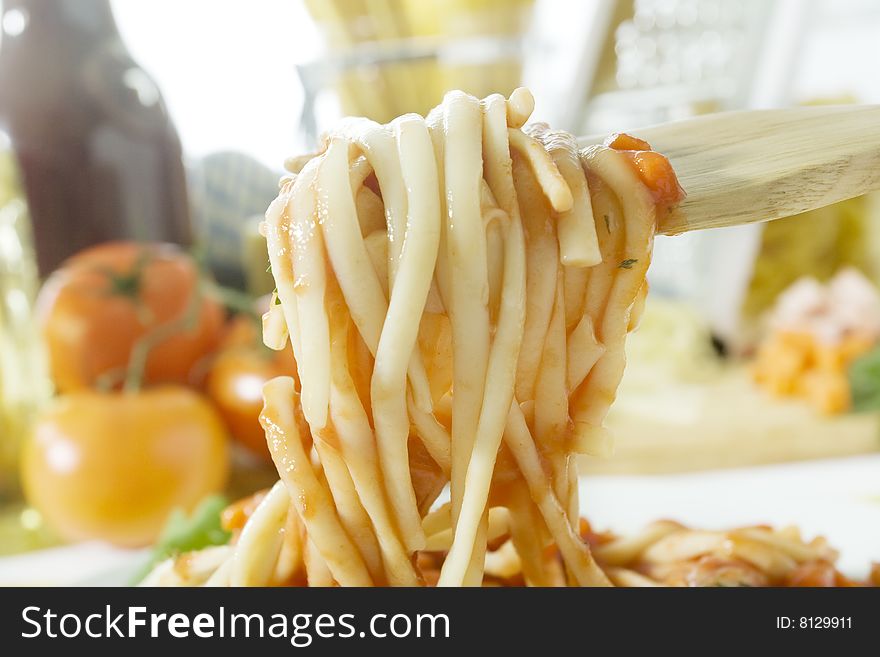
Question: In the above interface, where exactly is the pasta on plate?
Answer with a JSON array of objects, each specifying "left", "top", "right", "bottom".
[{"left": 143, "top": 88, "right": 868, "bottom": 587}]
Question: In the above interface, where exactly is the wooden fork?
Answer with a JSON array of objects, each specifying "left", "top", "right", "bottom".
[{"left": 579, "top": 105, "right": 880, "bottom": 235}]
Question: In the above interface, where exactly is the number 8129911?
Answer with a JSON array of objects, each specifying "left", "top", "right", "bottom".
[{"left": 776, "top": 617, "right": 852, "bottom": 629}]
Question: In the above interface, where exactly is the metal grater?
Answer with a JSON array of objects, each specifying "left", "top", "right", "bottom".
[{"left": 579, "top": 0, "right": 775, "bottom": 134}]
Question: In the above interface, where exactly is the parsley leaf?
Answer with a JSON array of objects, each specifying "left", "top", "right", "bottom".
[
  {"left": 849, "top": 346, "right": 880, "bottom": 412},
  {"left": 130, "top": 495, "right": 230, "bottom": 584}
]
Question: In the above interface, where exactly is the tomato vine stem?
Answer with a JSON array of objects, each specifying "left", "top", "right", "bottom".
[{"left": 123, "top": 282, "right": 204, "bottom": 393}]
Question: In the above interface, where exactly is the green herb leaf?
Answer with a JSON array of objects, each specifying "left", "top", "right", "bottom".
[
  {"left": 130, "top": 495, "right": 231, "bottom": 584},
  {"left": 603, "top": 214, "right": 611, "bottom": 233},
  {"left": 618, "top": 258, "right": 638, "bottom": 269},
  {"left": 849, "top": 346, "right": 880, "bottom": 412}
]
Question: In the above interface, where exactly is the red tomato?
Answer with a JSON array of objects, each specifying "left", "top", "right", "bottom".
[
  {"left": 36, "top": 242, "right": 224, "bottom": 392},
  {"left": 206, "top": 316, "right": 297, "bottom": 460}
]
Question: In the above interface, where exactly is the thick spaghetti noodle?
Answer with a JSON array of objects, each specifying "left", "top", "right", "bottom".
[{"left": 149, "top": 88, "right": 691, "bottom": 587}]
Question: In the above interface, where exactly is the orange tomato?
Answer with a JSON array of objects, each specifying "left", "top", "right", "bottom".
[
  {"left": 21, "top": 387, "right": 230, "bottom": 547},
  {"left": 206, "top": 316, "right": 297, "bottom": 460},
  {"left": 36, "top": 242, "right": 224, "bottom": 392}
]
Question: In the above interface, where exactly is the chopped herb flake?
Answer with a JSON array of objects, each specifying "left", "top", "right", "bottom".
[
  {"left": 603, "top": 214, "right": 610, "bottom": 233},
  {"left": 618, "top": 258, "right": 638, "bottom": 269}
]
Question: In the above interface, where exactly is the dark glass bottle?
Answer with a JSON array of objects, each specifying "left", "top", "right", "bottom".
[{"left": 0, "top": 0, "right": 191, "bottom": 276}]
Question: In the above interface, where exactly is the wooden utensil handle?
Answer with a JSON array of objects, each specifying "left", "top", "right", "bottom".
[{"left": 580, "top": 105, "right": 880, "bottom": 235}]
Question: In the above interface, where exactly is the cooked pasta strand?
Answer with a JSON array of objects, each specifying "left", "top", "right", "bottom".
[{"left": 262, "top": 377, "right": 373, "bottom": 586}]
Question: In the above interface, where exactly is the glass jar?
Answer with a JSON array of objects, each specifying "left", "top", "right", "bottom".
[{"left": 297, "top": 0, "right": 535, "bottom": 145}]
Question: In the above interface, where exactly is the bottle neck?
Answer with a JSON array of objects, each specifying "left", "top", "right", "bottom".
[{"left": 2, "top": 0, "right": 120, "bottom": 40}]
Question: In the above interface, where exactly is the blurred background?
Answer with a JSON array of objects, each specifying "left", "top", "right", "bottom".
[{"left": 1, "top": 0, "right": 879, "bottom": 582}]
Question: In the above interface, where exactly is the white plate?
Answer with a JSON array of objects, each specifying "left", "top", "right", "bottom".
[
  {"left": 0, "top": 542, "right": 148, "bottom": 586},
  {"left": 2, "top": 455, "right": 878, "bottom": 585},
  {"left": 582, "top": 454, "right": 880, "bottom": 577}
]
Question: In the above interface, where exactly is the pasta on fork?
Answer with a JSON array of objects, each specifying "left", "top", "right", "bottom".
[{"left": 148, "top": 87, "right": 691, "bottom": 587}]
